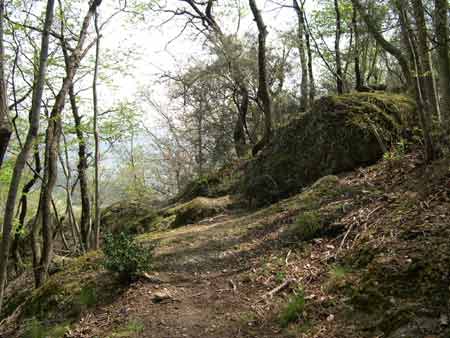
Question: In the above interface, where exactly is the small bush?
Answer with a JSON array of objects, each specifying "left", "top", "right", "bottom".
[
  {"left": 24, "top": 318, "right": 67, "bottom": 338},
  {"left": 103, "top": 232, "right": 152, "bottom": 283},
  {"left": 279, "top": 290, "right": 306, "bottom": 327},
  {"left": 293, "top": 211, "right": 322, "bottom": 241}
]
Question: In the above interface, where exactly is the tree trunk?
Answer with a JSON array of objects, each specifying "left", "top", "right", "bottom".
[
  {"left": 0, "top": 0, "right": 55, "bottom": 311},
  {"left": 411, "top": 0, "right": 440, "bottom": 120},
  {"left": 353, "top": 5, "right": 363, "bottom": 90},
  {"left": 0, "top": 0, "right": 11, "bottom": 170},
  {"left": 92, "top": 8, "right": 101, "bottom": 249},
  {"left": 334, "top": 0, "right": 344, "bottom": 94},
  {"left": 68, "top": 85, "right": 91, "bottom": 250},
  {"left": 249, "top": 0, "right": 273, "bottom": 156},
  {"left": 304, "top": 11, "right": 315, "bottom": 106},
  {"left": 399, "top": 5, "right": 434, "bottom": 161},
  {"left": 293, "top": 0, "right": 309, "bottom": 110},
  {"left": 434, "top": 0, "right": 450, "bottom": 135},
  {"left": 34, "top": 0, "right": 102, "bottom": 287},
  {"left": 233, "top": 84, "right": 249, "bottom": 157},
  {"left": 11, "top": 147, "right": 41, "bottom": 274},
  {"left": 60, "top": 13, "right": 92, "bottom": 251},
  {"left": 351, "top": 0, "right": 412, "bottom": 89}
]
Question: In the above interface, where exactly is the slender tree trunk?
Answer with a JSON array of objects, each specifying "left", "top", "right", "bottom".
[
  {"left": 411, "top": 0, "right": 440, "bottom": 120},
  {"left": 399, "top": 6, "right": 434, "bottom": 161},
  {"left": 434, "top": 0, "right": 450, "bottom": 135},
  {"left": 11, "top": 147, "right": 41, "bottom": 274},
  {"left": 249, "top": 0, "right": 273, "bottom": 156},
  {"left": 0, "top": 0, "right": 55, "bottom": 311},
  {"left": 60, "top": 9, "right": 92, "bottom": 250},
  {"left": 334, "top": 0, "right": 344, "bottom": 94},
  {"left": 351, "top": 0, "right": 412, "bottom": 89},
  {"left": 182, "top": 0, "right": 250, "bottom": 158},
  {"left": 92, "top": 8, "right": 101, "bottom": 249},
  {"left": 68, "top": 86, "right": 91, "bottom": 250},
  {"left": 34, "top": 0, "right": 102, "bottom": 287},
  {"left": 36, "top": 104, "right": 62, "bottom": 287},
  {"left": 353, "top": 6, "right": 363, "bottom": 90},
  {"left": 304, "top": 11, "right": 315, "bottom": 106},
  {"left": 0, "top": 0, "right": 11, "bottom": 170},
  {"left": 233, "top": 84, "right": 250, "bottom": 157},
  {"left": 293, "top": 0, "right": 309, "bottom": 110}
]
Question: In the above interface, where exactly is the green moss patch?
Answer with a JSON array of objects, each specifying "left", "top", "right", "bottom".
[
  {"left": 242, "top": 93, "right": 415, "bottom": 206},
  {"left": 101, "top": 199, "right": 158, "bottom": 235},
  {"left": 17, "top": 251, "right": 122, "bottom": 330}
]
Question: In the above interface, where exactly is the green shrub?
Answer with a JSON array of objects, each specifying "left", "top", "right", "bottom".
[
  {"left": 24, "top": 318, "right": 68, "bottom": 338},
  {"left": 293, "top": 211, "right": 322, "bottom": 241},
  {"left": 103, "top": 232, "right": 153, "bottom": 283},
  {"left": 279, "top": 290, "right": 306, "bottom": 327}
]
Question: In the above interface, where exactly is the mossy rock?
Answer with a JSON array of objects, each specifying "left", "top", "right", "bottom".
[
  {"left": 174, "top": 162, "right": 245, "bottom": 203},
  {"left": 138, "top": 196, "right": 233, "bottom": 231},
  {"left": 101, "top": 199, "right": 158, "bottom": 235},
  {"left": 17, "top": 251, "right": 121, "bottom": 326},
  {"left": 164, "top": 196, "right": 232, "bottom": 228},
  {"left": 281, "top": 175, "right": 358, "bottom": 242},
  {"left": 242, "top": 93, "right": 415, "bottom": 206}
]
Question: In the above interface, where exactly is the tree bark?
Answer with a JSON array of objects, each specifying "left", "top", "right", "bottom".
[
  {"left": 293, "top": 0, "right": 309, "bottom": 110},
  {"left": 0, "top": 0, "right": 11, "bottom": 169},
  {"left": 249, "top": 0, "right": 273, "bottom": 156},
  {"left": 411, "top": 0, "right": 440, "bottom": 120},
  {"left": 0, "top": 0, "right": 55, "bottom": 311},
  {"left": 351, "top": 0, "right": 412, "bottom": 89},
  {"left": 34, "top": 0, "right": 102, "bottom": 287},
  {"left": 334, "top": 0, "right": 344, "bottom": 94},
  {"left": 60, "top": 12, "right": 92, "bottom": 251},
  {"left": 11, "top": 147, "right": 41, "bottom": 274},
  {"left": 304, "top": 11, "right": 315, "bottom": 106},
  {"left": 69, "top": 85, "right": 91, "bottom": 250},
  {"left": 398, "top": 5, "right": 434, "bottom": 161},
  {"left": 353, "top": 5, "right": 363, "bottom": 90},
  {"left": 434, "top": 0, "right": 450, "bottom": 134},
  {"left": 92, "top": 8, "right": 101, "bottom": 249}
]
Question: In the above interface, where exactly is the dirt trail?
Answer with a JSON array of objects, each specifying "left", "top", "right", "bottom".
[{"left": 71, "top": 210, "right": 301, "bottom": 338}]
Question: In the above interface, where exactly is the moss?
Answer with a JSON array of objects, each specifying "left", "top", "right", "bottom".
[
  {"left": 20, "top": 251, "right": 122, "bottom": 326},
  {"left": 109, "top": 319, "right": 145, "bottom": 337},
  {"left": 23, "top": 318, "right": 70, "bottom": 338},
  {"left": 153, "top": 196, "right": 233, "bottom": 229},
  {"left": 101, "top": 200, "right": 158, "bottom": 235},
  {"left": 173, "top": 162, "right": 244, "bottom": 203},
  {"left": 170, "top": 196, "right": 231, "bottom": 227},
  {"left": 292, "top": 211, "right": 322, "bottom": 241},
  {"left": 279, "top": 290, "right": 306, "bottom": 327},
  {"left": 242, "top": 93, "right": 416, "bottom": 206}
]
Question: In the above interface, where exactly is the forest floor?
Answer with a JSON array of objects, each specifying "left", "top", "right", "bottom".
[{"left": 3, "top": 152, "right": 450, "bottom": 338}]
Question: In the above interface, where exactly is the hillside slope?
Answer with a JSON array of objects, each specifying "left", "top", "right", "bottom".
[{"left": 2, "top": 152, "right": 450, "bottom": 338}]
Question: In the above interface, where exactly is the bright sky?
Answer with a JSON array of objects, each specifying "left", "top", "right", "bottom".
[{"left": 98, "top": 0, "right": 305, "bottom": 116}]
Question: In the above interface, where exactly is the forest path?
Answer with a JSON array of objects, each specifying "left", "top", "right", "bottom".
[{"left": 73, "top": 207, "right": 306, "bottom": 338}]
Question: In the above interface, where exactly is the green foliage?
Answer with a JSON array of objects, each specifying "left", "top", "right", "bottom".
[
  {"left": 275, "top": 271, "right": 286, "bottom": 283},
  {"left": 24, "top": 318, "right": 68, "bottom": 338},
  {"left": 293, "top": 211, "right": 322, "bottom": 241},
  {"left": 0, "top": 158, "right": 14, "bottom": 185},
  {"left": 103, "top": 232, "right": 153, "bottom": 283},
  {"left": 108, "top": 319, "right": 145, "bottom": 337},
  {"left": 383, "top": 140, "right": 407, "bottom": 161},
  {"left": 78, "top": 285, "right": 97, "bottom": 307},
  {"left": 125, "top": 319, "right": 145, "bottom": 333},
  {"left": 279, "top": 290, "right": 306, "bottom": 327}
]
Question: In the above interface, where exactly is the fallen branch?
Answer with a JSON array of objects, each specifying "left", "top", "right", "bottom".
[
  {"left": 261, "top": 278, "right": 295, "bottom": 299},
  {"left": 140, "top": 272, "right": 165, "bottom": 284},
  {"left": 228, "top": 279, "right": 237, "bottom": 293}
]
